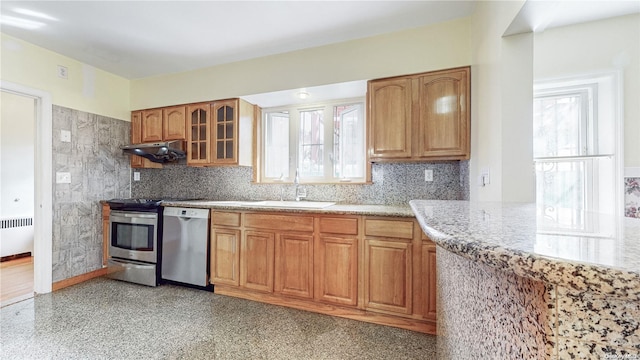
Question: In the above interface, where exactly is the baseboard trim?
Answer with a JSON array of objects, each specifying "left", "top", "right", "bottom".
[
  {"left": 215, "top": 285, "right": 437, "bottom": 335},
  {"left": 52, "top": 268, "right": 108, "bottom": 291},
  {"left": 1, "top": 252, "right": 32, "bottom": 262}
]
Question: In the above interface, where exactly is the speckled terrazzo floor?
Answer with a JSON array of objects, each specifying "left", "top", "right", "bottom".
[{"left": 1, "top": 277, "right": 437, "bottom": 359}]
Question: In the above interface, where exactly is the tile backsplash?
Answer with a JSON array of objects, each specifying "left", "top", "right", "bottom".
[
  {"left": 625, "top": 177, "right": 640, "bottom": 218},
  {"left": 52, "top": 106, "right": 130, "bottom": 282},
  {"left": 131, "top": 161, "right": 470, "bottom": 205}
]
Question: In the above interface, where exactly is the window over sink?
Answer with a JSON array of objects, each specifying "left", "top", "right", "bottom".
[{"left": 259, "top": 98, "right": 366, "bottom": 184}]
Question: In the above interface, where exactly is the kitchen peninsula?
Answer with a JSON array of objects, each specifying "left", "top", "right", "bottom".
[{"left": 410, "top": 200, "right": 640, "bottom": 359}]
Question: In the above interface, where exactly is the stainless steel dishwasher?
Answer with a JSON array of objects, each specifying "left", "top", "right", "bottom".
[{"left": 162, "top": 207, "right": 210, "bottom": 288}]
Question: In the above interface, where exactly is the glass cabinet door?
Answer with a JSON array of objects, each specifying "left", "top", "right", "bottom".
[
  {"left": 186, "top": 103, "right": 210, "bottom": 165},
  {"left": 213, "top": 100, "right": 237, "bottom": 163}
]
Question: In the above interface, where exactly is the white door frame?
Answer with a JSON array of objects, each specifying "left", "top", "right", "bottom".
[{"left": 1, "top": 80, "right": 53, "bottom": 294}]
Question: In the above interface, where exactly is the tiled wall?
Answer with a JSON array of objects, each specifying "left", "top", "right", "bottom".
[
  {"left": 52, "top": 106, "right": 130, "bottom": 282},
  {"left": 437, "top": 249, "right": 640, "bottom": 358},
  {"left": 131, "top": 161, "right": 470, "bottom": 205},
  {"left": 625, "top": 177, "right": 640, "bottom": 218}
]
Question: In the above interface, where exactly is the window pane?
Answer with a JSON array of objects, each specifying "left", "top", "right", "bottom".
[
  {"left": 334, "top": 104, "right": 364, "bottom": 178},
  {"left": 299, "top": 109, "right": 324, "bottom": 177},
  {"left": 264, "top": 112, "right": 290, "bottom": 178},
  {"left": 535, "top": 160, "right": 586, "bottom": 229},
  {"left": 533, "top": 93, "right": 585, "bottom": 157}
]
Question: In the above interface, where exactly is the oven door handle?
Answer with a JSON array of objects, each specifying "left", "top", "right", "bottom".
[
  {"left": 109, "top": 258, "right": 153, "bottom": 267},
  {"left": 115, "top": 213, "right": 157, "bottom": 219}
]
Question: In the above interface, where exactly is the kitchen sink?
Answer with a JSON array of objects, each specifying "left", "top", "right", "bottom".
[
  {"left": 249, "top": 201, "right": 336, "bottom": 209},
  {"left": 177, "top": 200, "right": 335, "bottom": 209}
]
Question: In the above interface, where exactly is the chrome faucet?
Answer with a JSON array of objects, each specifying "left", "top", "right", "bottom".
[{"left": 294, "top": 168, "right": 306, "bottom": 201}]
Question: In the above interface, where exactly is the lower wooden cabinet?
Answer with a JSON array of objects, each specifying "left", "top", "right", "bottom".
[
  {"left": 275, "top": 234, "right": 314, "bottom": 299},
  {"left": 209, "top": 210, "right": 437, "bottom": 335},
  {"left": 364, "top": 238, "right": 413, "bottom": 315},
  {"left": 241, "top": 231, "right": 274, "bottom": 292},
  {"left": 102, "top": 203, "right": 110, "bottom": 267},
  {"left": 421, "top": 239, "right": 437, "bottom": 321},
  {"left": 315, "top": 235, "right": 358, "bottom": 306},
  {"left": 210, "top": 227, "right": 240, "bottom": 286},
  {"left": 363, "top": 218, "right": 415, "bottom": 316}
]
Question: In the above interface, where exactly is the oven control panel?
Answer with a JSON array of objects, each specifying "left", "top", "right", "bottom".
[{"left": 163, "top": 207, "right": 210, "bottom": 219}]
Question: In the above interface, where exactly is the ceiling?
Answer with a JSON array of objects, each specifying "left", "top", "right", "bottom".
[
  {"left": 1, "top": 1, "right": 638, "bottom": 107},
  {"left": 0, "top": 1, "right": 478, "bottom": 80},
  {"left": 505, "top": 0, "right": 640, "bottom": 36}
]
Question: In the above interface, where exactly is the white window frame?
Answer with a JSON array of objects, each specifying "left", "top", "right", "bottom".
[
  {"left": 259, "top": 97, "right": 366, "bottom": 184},
  {"left": 533, "top": 72, "right": 622, "bottom": 236}
]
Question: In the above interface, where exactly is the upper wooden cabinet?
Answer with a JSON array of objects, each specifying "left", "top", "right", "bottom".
[
  {"left": 185, "top": 98, "right": 254, "bottom": 167},
  {"left": 367, "top": 66, "right": 470, "bottom": 161},
  {"left": 130, "top": 111, "right": 162, "bottom": 169},
  {"left": 186, "top": 103, "right": 211, "bottom": 165},
  {"left": 211, "top": 99, "right": 253, "bottom": 166},
  {"left": 163, "top": 105, "right": 187, "bottom": 141},
  {"left": 140, "top": 106, "right": 186, "bottom": 143},
  {"left": 131, "top": 111, "right": 144, "bottom": 168},
  {"left": 416, "top": 69, "right": 469, "bottom": 158},
  {"left": 141, "top": 109, "right": 163, "bottom": 142},
  {"left": 368, "top": 78, "right": 413, "bottom": 159},
  {"left": 133, "top": 98, "right": 255, "bottom": 167}
]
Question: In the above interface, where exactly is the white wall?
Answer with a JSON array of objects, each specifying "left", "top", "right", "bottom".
[
  {"left": 1, "top": 91, "right": 35, "bottom": 217},
  {"left": 131, "top": 18, "right": 472, "bottom": 110},
  {"left": 1, "top": 90, "right": 35, "bottom": 256},
  {"left": 468, "top": 0, "right": 529, "bottom": 202},
  {"left": 1, "top": 33, "right": 131, "bottom": 121},
  {"left": 534, "top": 14, "right": 640, "bottom": 168},
  {"left": 501, "top": 32, "right": 534, "bottom": 202}
]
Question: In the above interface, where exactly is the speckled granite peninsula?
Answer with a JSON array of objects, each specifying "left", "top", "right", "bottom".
[{"left": 410, "top": 200, "right": 640, "bottom": 359}]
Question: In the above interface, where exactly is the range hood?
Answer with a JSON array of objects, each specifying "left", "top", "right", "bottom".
[{"left": 121, "top": 140, "right": 186, "bottom": 163}]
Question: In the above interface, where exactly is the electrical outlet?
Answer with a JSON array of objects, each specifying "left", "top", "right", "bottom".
[
  {"left": 56, "top": 172, "right": 71, "bottom": 184},
  {"left": 133, "top": 172, "right": 140, "bottom": 181},
  {"left": 424, "top": 169, "right": 433, "bottom": 182},
  {"left": 57, "top": 65, "right": 68, "bottom": 79},
  {"left": 60, "top": 130, "right": 71, "bottom": 142}
]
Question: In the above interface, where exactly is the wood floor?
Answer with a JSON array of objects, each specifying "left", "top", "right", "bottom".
[{"left": 0, "top": 256, "right": 34, "bottom": 307}]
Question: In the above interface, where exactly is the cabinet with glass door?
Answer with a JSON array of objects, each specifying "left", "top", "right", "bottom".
[{"left": 211, "top": 99, "right": 254, "bottom": 166}]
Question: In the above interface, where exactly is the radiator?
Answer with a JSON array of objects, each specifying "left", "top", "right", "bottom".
[
  {"left": 0, "top": 216, "right": 34, "bottom": 258},
  {"left": 1, "top": 217, "right": 33, "bottom": 229}
]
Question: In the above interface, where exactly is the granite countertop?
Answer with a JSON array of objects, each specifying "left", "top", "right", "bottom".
[
  {"left": 161, "top": 200, "right": 415, "bottom": 217},
  {"left": 409, "top": 200, "right": 640, "bottom": 301}
]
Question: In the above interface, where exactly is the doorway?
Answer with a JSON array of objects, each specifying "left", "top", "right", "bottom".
[
  {"left": 0, "top": 90, "right": 35, "bottom": 306},
  {"left": 0, "top": 81, "right": 53, "bottom": 299}
]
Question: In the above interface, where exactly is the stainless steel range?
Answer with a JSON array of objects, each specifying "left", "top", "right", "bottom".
[{"left": 105, "top": 199, "right": 164, "bottom": 286}]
